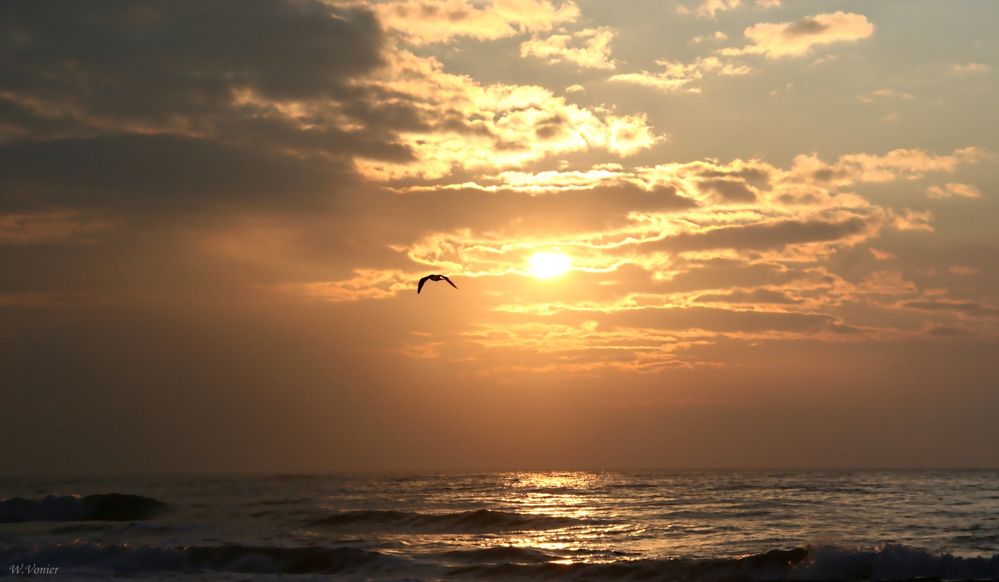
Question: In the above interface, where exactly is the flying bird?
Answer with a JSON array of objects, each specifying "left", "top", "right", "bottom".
[{"left": 418, "top": 274, "right": 457, "bottom": 294}]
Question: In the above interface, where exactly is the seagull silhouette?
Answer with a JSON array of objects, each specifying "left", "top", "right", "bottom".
[{"left": 417, "top": 274, "right": 457, "bottom": 294}]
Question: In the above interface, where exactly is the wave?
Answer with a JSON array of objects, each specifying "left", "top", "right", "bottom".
[
  {"left": 450, "top": 547, "right": 810, "bottom": 580},
  {"left": 48, "top": 524, "right": 115, "bottom": 534},
  {"left": 310, "top": 508, "right": 590, "bottom": 533},
  {"left": 451, "top": 545, "right": 999, "bottom": 581},
  {"left": 254, "top": 498, "right": 300, "bottom": 506},
  {"left": 0, "top": 493, "right": 167, "bottom": 523},
  {"left": 0, "top": 543, "right": 996, "bottom": 579},
  {"left": 520, "top": 486, "right": 584, "bottom": 495},
  {"left": 442, "top": 546, "right": 556, "bottom": 564},
  {"left": 606, "top": 481, "right": 659, "bottom": 490},
  {"left": 801, "top": 544, "right": 999, "bottom": 581},
  {"left": 0, "top": 543, "right": 414, "bottom": 577}
]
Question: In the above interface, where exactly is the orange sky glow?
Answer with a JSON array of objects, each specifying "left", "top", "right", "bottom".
[{"left": 1, "top": 0, "right": 997, "bottom": 472}]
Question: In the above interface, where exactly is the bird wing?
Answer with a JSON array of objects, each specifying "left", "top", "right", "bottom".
[
  {"left": 417, "top": 275, "right": 431, "bottom": 294},
  {"left": 442, "top": 275, "right": 458, "bottom": 289}
]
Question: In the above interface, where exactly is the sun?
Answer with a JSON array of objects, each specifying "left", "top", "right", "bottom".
[{"left": 528, "top": 252, "right": 571, "bottom": 279}]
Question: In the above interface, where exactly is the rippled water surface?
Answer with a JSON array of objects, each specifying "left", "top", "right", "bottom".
[{"left": 1, "top": 471, "right": 997, "bottom": 579}]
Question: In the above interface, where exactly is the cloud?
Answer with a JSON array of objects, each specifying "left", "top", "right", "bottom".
[
  {"left": 381, "top": 146, "right": 985, "bottom": 254},
  {"left": 0, "top": 0, "right": 996, "bottom": 477},
  {"left": 926, "top": 183, "right": 983, "bottom": 199},
  {"left": 0, "top": 2, "right": 387, "bottom": 135},
  {"left": 300, "top": 139, "right": 997, "bottom": 370},
  {"left": 891, "top": 209, "right": 934, "bottom": 232},
  {"left": 721, "top": 11, "right": 874, "bottom": 59},
  {"left": 0, "top": 210, "right": 110, "bottom": 246},
  {"left": 869, "top": 248, "right": 896, "bottom": 261},
  {"left": 691, "top": 31, "right": 729, "bottom": 45},
  {"left": 0, "top": 292, "right": 95, "bottom": 308},
  {"left": 696, "top": 288, "right": 803, "bottom": 305},
  {"left": 0, "top": 1, "right": 658, "bottom": 190},
  {"left": 649, "top": 215, "right": 874, "bottom": 253},
  {"left": 687, "top": 0, "right": 779, "bottom": 17},
  {"left": 0, "top": 135, "right": 355, "bottom": 217},
  {"left": 858, "top": 88, "right": 915, "bottom": 103},
  {"left": 2, "top": 0, "right": 995, "bottom": 380},
  {"left": 697, "top": 0, "right": 742, "bottom": 18},
  {"left": 948, "top": 265, "right": 980, "bottom": 276},
  {"left": 952, "top": 63, "right": 991, "bottom": 74},
  {"left": 369, "top": 0, "right": 580, "bottom": 45},
  {"left": 698, "top": 178, "right": 759, "bottom": 203},
  {"left": 520, "top": 27, "right": 617, "bottom": 69},
  {"left": 354, "top": 51, "right": 659, "bottom": 179},
  {"left": 460, "top": 320, "right": 708, "bottom": 374},
  {"left": 609, "top": 56, "right": 751, "bottom": 94},
  {"left": 786, "top": 147, "right": 988, "bottom": 187},
  {"left": 283, "top": 270, "right": 414, "bottom": 303},
  {"left": 609, "top": 305, "right": 847, "bottom": 335},
  {"left": 0, "top": 0, "right": 421, "bottom": 225},
  {"left": 901, "top": 299, "right": 999, "bottom": 319}
]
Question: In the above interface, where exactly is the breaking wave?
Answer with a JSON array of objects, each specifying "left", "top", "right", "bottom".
[
  {"left": 451, "top": 545, "right": 999, "bottom": 581},
  {"left": 310, "top": 508, "right": 592, "bottom": 532},
  {"left": 0, "top": 543, "right": 412, "bottom": 577},
  {"left": 0, "top": 493, "right": 167, "bottom": 523},
  {"left": 1, "top": 543, "right": 996, "bottom": 579}
]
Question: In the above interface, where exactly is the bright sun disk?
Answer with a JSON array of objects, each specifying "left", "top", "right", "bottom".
[{"left": 528, "top": 252, "right": 571, "bottom": 279}]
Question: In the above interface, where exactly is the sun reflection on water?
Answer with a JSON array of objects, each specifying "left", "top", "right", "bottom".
[
  {"left": 489, "top": 472, "right": 651, "bottom": 563},
  {"left": 292, "top": 470, "right": 999, "bottom": 571}
]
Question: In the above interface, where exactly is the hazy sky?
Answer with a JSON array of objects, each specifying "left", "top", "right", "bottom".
[{"left": 2, "top": 0, "right": 997, "bottom": 472}]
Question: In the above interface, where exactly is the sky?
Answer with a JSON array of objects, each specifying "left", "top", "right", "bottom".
[{"left": 1, "top": 0, "right": 997, "bottom": 473}]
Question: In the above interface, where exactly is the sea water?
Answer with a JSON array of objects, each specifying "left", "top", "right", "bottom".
[{"left": 1, "top": 471, "right": 997, "bottom": 580}]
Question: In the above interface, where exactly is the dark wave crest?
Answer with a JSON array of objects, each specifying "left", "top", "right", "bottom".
[
  {"left": 0, "top": 493, "right": 167, "bottom": 523},
  {"left": 442, "top": 546, "right": 556, "bottom": 564},
  {"left": 803, "top": 544, "right": 999, "bottom": 581},
  {"left": 450, "top": 545, "right": 999, "bottom": 581},
  {"left": 450, "top": 547, "right": 809, "bottom": 580},
  {"left": 0, "top": 543, "right": 414, "bottom": 576},
  {"left": 311, "top": 508, "right": 590, "bottom": 532},
  {"left": 0, "top": 543, "right": 997, "bottom": 579}
]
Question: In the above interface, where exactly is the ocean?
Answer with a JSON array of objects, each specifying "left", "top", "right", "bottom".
[{"left": 1, "top": 471, "right": 997, "bottom": 580}]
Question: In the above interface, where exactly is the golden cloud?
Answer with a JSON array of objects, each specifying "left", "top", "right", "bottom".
[
  {"left": 369, "top": 0, "right": 580, "bottom": 45},
  {"left": 282, "top": 269, "right": 414, "bottom": 302},
  {"left": 858, "top": 88, "right": 915, "bottom": 103},
  {"left": 686, "top": 0, "right": 780, "bottom": 18},
  {"left": 354, "top": 51, "right": 659, "bottom": 179},
  {"left": 520, "top": 27, "right": 618, "bottom": 70},
  {"left": 721, "top": 11, "right": 874, "bottom": 59},
  {"left": 282, "top": 145, "right": 993, "bottom": 373},
  {"left": 697, "top": 0, "right": 741, "bottom": 18},
  {"left": 785, "top": 147, "right": 987, "bottom": 187},
  {"left": 609, "top": 56, "right": 752, "bottom": 94},
  {"left": 926, "top": 182, "right": 983, "bottom": 199}
]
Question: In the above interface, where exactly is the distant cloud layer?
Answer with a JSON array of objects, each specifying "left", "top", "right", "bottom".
[
  {"left": 1, "top": 0, "right": 991, "bottom": 368},
  {"left": 303, "top": 144, "right": 993, "bottom": 373}
]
